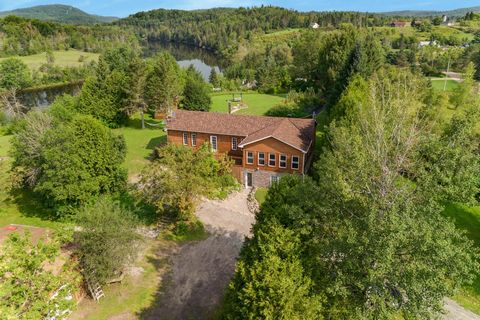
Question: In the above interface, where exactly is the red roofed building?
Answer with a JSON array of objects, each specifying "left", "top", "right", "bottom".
[{"left": 166, "top": 110, "right": 316, "bottom": 187}]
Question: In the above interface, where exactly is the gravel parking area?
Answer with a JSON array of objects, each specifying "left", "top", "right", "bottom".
[{"left": 142, "top": 189, "right": 255, "bottom": 320}]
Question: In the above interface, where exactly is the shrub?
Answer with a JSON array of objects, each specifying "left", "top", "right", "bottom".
[
  {"left": 140, "top": 143, "right": 238, "bottom": 220},
  {"left": 75, "top": 198, "right": 142, "bottom": 285}
]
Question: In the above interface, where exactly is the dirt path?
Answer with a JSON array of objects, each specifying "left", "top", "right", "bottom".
[
  {"left": 141, "top": 189, "right": 255, "bottom": 320},
  {"left": 444, "top": 299, "right": 480, "bottom": 320}
]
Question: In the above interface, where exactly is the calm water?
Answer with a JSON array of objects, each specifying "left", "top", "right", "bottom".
[
  {"left": 21, "top": 42, "right": 222, "bottom": 109},
  {"left": 144, "top": 41, "right": 223, "bottom": 81}
]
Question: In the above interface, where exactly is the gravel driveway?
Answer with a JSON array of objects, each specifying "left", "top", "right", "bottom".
[{"left": 142, "top": 189, "right": 255, "bottom": 320}]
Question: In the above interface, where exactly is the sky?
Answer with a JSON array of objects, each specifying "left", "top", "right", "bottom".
[{"left": 0, "top": 0, "right": 479, "bottom": 18}]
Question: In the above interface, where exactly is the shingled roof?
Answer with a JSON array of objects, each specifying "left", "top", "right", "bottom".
[{"left": 166, "top": 110, "right": 316, "bottom": 153}]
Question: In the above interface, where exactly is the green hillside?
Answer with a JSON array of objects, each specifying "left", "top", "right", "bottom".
[{"left": 0, "top": 4, "right": 118, "bottom": 24}]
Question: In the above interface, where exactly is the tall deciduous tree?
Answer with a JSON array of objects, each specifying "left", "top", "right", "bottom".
[
  {"left": 11, "top": 99, "right": 127, "bottom": 214},
  {"left": 0, "top": 58, "right": 31, "bottom": 90}
]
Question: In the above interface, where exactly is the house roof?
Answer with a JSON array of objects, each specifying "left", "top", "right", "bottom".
[{"left": 166, "top": 110, "right": 316, "bottom": 153}]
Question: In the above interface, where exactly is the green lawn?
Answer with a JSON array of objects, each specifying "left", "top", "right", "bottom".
[
  {"left": 0, "top": 49, "right": 99, "bottom": 70},
  {"left": 431, "top": 79, "right": 460, "bottom": 92},
  {"left": 69, "top": 239, "right": 172, "bottom": 320},
  {"left": 112, "top": 115, "right": 166, "bottom": 177},
  {"left": 255, "top": 188, "right": 268, "bottom": 205},
  {"left": 0, "top": 134, "right": 63, "bottom": 228},
  {"left": 443, "top": 203, "right": 480, "bottom": 315},
  {"left": 211, "top": 92, "right": 286, "bottom": 116}
]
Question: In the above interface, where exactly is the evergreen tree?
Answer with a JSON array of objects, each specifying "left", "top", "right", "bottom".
[
  {"left": 223, "top": 222, "right": 323, "bottom": 320},
  {"left": 209, "top": 67, "right": 220, "bottom": 87},
  {"left": 182, "top": 65, "right": 212, "bottom": 111},
  {"left": 145, "top": 52, "right": 184, "bottom": 114}
]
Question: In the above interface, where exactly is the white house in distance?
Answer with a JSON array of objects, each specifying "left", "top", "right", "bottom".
[{"left": 311, "top": 22, "right": 320, "bottom": 29}]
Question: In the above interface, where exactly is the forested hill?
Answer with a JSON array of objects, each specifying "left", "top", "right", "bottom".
[
  {"left": 0, "top": 15, "right": 136, "bottom": 57},
  {"left": 382, "top": 6, "right": 480, "bottom": 18},
  {"left": 0, "top": 4, "right": 118, "bottom": 24},
  {"left": 115, "top": 6, "right": 388, "bottom": 58}
]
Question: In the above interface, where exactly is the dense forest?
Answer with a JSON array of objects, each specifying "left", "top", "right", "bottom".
[
  {"left": 115, "top": 7, "right": 390, "bottom": 58},
  {"left": 0, "top": 15, "right": 136, "bottom": 57}
]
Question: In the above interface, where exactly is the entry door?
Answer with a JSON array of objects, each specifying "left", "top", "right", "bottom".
[{"left": 246, "top": 172, "right": 253, "bottom": 187}]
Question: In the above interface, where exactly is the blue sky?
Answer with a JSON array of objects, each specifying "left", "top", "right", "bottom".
[{"left": 0, "top": 0, "right": 479, "bottom": 17}]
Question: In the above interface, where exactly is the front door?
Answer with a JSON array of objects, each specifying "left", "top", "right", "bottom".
[{"left": 246, "top": 172, "right": 253, "bottom": 187}]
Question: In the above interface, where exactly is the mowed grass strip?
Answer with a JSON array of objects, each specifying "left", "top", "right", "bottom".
[
  {"left": 0, "top": 49, "right": 99, "bottom": 70},
  {"left": 443, "top": 203, "right": 480, "bottom": 315},
  {"left": 210, "top": 92, "right": 286, "bottom": 116},
  {"left": 430, "top": 79, "right": 460, "bottom": 92}
]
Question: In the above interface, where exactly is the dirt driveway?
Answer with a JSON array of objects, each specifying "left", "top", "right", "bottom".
[{"left": 142, "top": 189, "right": 255, "bottom": 320}]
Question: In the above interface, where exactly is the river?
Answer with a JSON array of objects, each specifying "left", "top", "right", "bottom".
[
  {"left": 20, "top": 42, "right": 223, "bottom": 109},
  {"left": 144, "top": 41, "right": 224, "bottom": 81}
]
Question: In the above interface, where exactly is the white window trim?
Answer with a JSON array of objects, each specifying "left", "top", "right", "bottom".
[
  {"left": 246, "top": 151, "right": 254, "bottom": 165},
  {"left": 292, "top": 155, "right": 300, "bottom": 170},
  {"left": 268, "top": 153, "right": 276, "bottom": 167},
  {"left": 279, "top": 154, "right": 287, "bottom": 168},
  {"left": 270, "top": 175, "right": 280, "bottom": 186},
  {"left": 257, "top": 152, "right": 265, "bottom": 166},
  {"left": 191, "top": 133, "right": 197, "bottom": 146},
  {"left": 183, "top": 132, "right": 189, "bottom": 145},
  {"left": 232, "top": 137, "right": 238, "bottom": 151},
  {"left": 210, "top": 135, "right": 218, "bottom": 152}
]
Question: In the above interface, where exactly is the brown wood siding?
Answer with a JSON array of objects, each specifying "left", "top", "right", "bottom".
[
  {"left": 167, "top": 130, "right": 244, "bottom": 158},
  {"left": 242, "top": 137, "right": 305, "bottom": 174}
]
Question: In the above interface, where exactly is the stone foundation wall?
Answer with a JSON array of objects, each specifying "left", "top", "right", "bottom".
[{"left": 242, "top": 169, "right": 286, "bottom": 188}]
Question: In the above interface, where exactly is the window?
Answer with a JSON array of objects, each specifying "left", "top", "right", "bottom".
[
  {"left": 183, "top": 132, "right": 189, "bottom": 145},
  {"left": 232, "top": 137, "right": 238, "bottom": 150},
  {"left": 258, "top": 152, "right": 265, "bottom": 166},
  {"left": 269, "top": 153, "right": 276, "bottom": 167},
  {"left": 247, "top": 151, "right": 254, "bottom": 164},
  {"left": 270, "top": 175, "right": 280, "bottom": 186},
  {"left": 191, "top": 133, "right": 197, "bottom": 146},
  {"left": 279, "top": 154, "right": 287, "bottom": 168},
  {"left": 210, "top": 136, "right": 218, "bottom": 152},
  {"left": 292, "top": 155, "right": 300, "bottom": 170}
]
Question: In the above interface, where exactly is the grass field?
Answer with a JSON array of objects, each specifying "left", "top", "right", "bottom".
[
  {"left": 113, "top": 115, "right": 166, "bottom": 178},
  {"left": 0, "top": 49, "right": 99, "bottom": 70},
  {"left": 431, "top": 79, "right": 460, "bottom": 91},
  {"left": 442, "top": 203, "right": 480, "bottom": 315},
  {"left": 211, "top": 92, "right": 286, "bottom": 116}
]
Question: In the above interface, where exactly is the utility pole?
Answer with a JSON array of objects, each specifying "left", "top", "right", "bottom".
[{"left": 443, "top": 54, "right": 451, "bottom": 92}]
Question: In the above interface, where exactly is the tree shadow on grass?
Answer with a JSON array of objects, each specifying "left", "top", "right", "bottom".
[
  {"left": 147, "top": 135, "right": 167, "bottom": 151},
  {"left": 7, "top": 188, "right": 58, "bottom": 221}
]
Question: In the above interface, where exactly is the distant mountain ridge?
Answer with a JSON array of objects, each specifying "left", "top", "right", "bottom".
[
  {"left": 0, "top": 4, "right": 118, "bottom": 24},
  {"left": 382, "top": 6, "right": 480, "bottom": 17}
]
